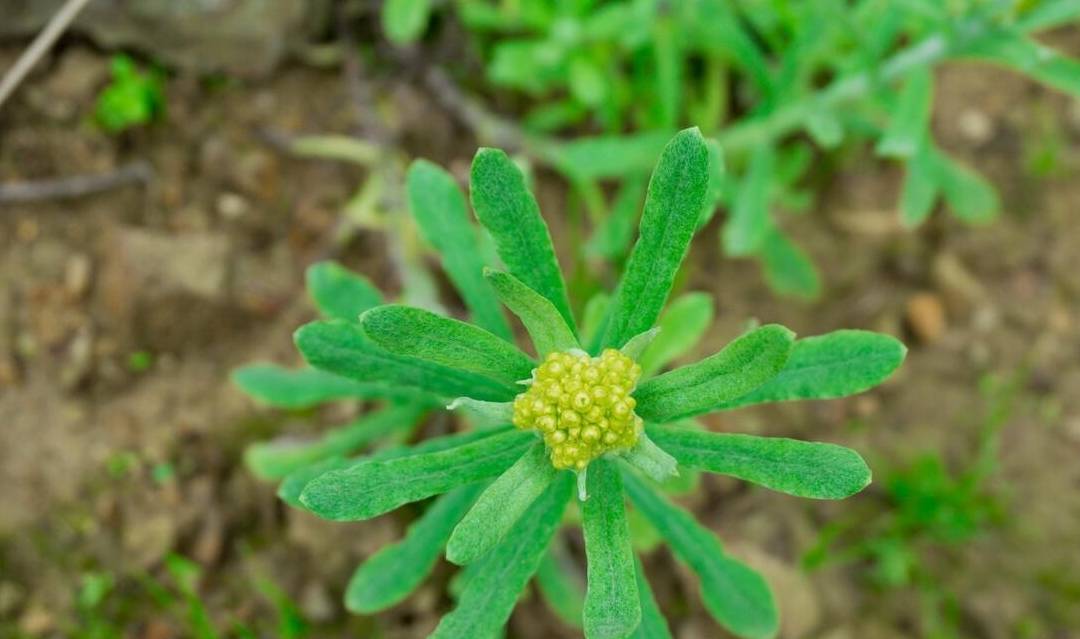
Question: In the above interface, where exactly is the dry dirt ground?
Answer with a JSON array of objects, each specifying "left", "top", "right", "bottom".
[{"left": 2, "top": 37, "right": 1080, "bottom": 639}]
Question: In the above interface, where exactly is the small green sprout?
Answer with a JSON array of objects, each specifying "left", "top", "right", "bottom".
[
  {"left": 94, "top": 54, "right": 165, "bottom": 133},
  {"left": 270, "top": 128, "right": 906, "bottom": 638}
]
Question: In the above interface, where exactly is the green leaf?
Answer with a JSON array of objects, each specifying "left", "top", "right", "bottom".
[
  {"left": 581, "top": 292, "right": 611, "bottom": 349},
  {"left": 306, "top": 261, "right": 383, "bottom": 322},
  {"left": 621, "top": 470, "right": 778, "bottom": 639},
  {"left": 932, "top": 149, "right": 1000, "bottom": 223},
  {"left": 876, "top": 67, "right": 933, "bottom": 158},
  {"left": 647, "top": 424, "right": 872, "bottom": 499},
  {"left": 470, "top": 148, "right": 575, "bottom": 330},
  {"left": 620, "top": 433, "right": 679, "bottom": 483},
  {"left": 299, "top": 429, "right": 535, "bottom": 521},
  {"left": 585, "top": 177, "right": 647, "bottom": 260},
  {"left": 634, "top": 325, "right": 795, "bottom": 423},
  {"left": 280, "top": 427, "right": 515, "bottom": 508},
  {"left": 760, "top": 230, "right": 822, "bottom": 301},
  {"left": 597, "top": 128, "right": 712, "bottom": 350},
  {"left": 382, "top": 0, "right": 432, "bottom": 44},
  {"left": 447, "top": 442, "right": 560, "bottom": 565},
  {"left": 637, "top": 293, "right": 714, "bottom": 377},
  {"left": 231, "top": 364, "right": 421, "bottom": 409},
  {"left": 715, "top": 330, "right": 906, "bottom": 410},
  {"left": 581, "top": 459, "right": 640, "bottom": 639},
  {"left": 295, "top": 320, "right": 519, "bottom": 402},
  {"left": 968, "top": 33, "right": 1080, "bottom": 99},
  {"left": 805, "top": 110, "right": 843, "bottom": 149},
  {"left": 246, "top": 404, "right": 428, "bottom": 480},
  {"left": 360, "top": 305, "right": 535, "bottom": 385},
  {"left": 899, "top": 141, "right": 939, "bottom": 228},
  {"left": 431, "top": 473, "right": 573, "bottom": 638},
  {"left": 484, "top": 269, "right": 579, "bottom": 356},
  {"left": 723, "top": 145, "right": 774, "bottom": 257},
  {"left": 446, "top": 397, "right": 514, "bottom": 423},
  {"left": 346, "top": 484, "right": 485, "bottom": 613},
  {"left": 536, "top": 545, "right": 585, "bottom": 629},
  {"left": 620, "top": 328, "right": 660, "bottom": 361},
  {"left": 547, "top": 131, "right": 673, "bottom": 180},
  {"left": 629, "top": 557, "right": 672, "bottom": 639},
  {"left": 407, "top": 160, "right": 512, "bottom": 339}
]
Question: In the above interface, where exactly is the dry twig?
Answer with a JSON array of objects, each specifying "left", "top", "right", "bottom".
[
  {"left": 0, "top": 161, "right": 153, "bottom": 205},
  {"left": 0, "top": 0, "right": 95, "bottom": 110}
]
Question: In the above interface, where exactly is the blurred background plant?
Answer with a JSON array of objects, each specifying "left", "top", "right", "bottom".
[{"left": 93, "top": 54, "right": 165, "bottom": 133}]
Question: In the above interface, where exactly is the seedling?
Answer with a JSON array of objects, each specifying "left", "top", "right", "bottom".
[
  {"left": 94, "top": 54, "right": 164, "bottom": 133},
  {"left": 272, "top": 128, "right": 906, "bottom": 637}
]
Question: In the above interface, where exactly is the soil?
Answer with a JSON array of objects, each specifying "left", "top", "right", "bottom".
[{"left": 2, "top": 31, "right": 1080, "bottom": 639}]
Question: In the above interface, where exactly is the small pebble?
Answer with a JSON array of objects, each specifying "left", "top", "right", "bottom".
[{"left": 906, "top": 292, "right": 947, "bottom": 343}]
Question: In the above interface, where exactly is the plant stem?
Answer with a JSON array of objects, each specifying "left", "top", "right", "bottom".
[{"left": 0, "top": 0, "right": 95, "bottom": 110}]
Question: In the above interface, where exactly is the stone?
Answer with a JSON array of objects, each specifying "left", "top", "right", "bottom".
[
  {"left": 0, "top": 1, "right": 332, "bottom": 77},
  {"left": 905, "top": 292, "right": 947, "bottom": 344}
]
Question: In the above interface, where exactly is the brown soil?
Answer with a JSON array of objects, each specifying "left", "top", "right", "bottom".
[{"left": 2, "top": 35, "right": 1080, "bottom": 639}]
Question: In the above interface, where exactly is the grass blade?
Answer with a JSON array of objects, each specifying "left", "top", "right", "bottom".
[
  {"left": 484, "top": 269, "right": 579, "bottom": 356},
  {"left": 407, "top": 160, "right": 512, "bottom": 339},
  {"left": 582, "top": 458, "right": 640, "bottom": 639},
  {"left": 597, "top": 128, "right": 712, "bottom": 350},
  {"left": 360, "top": 305, "right": 535, "bottom": 386},
  {"left": 470, "top": 148, "right": 575, "bottom": 331},
  {"left": 447, "top": 442, "right": 560, "bottom": 565},
  {"left": 536, "top": 543, "right": 585, "bottom": 629},
  {"left": 431, "top": 473, "right": 574, "bottom": 638},
  {"left": 715, "top": 329, "right": 906, "bottom": 410},
  {"left": 647, "top": 424, "right": 872, "bottom": 499},
  {"left": 621, "top": 470, "right": 778, "bottom": 639},
  {"left": 346, "top": 483, "right": 486, "bottom": 613},
  {"left": 299, "top": 429, "right": 535, "bottom": 521},
  {"left": 634, "top": 325, "right": 795, "bottom": 422},
  {"left": 295, "top": 320, "right": 520, "bottom": 402}
]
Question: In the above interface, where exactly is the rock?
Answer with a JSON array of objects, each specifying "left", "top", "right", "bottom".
[
  {"left": 299, "top": 580, "right": 336, "bottom": 623},
  {"left": 905, "top": 292, "right": 947, "bottom": 343},
  {"left": 932, "top": 253, "right": 986, "bottom": 313},
  {"left": 216, "top": 192, "right": 250, "bottom": 221},
  {"left": 957, "top": 108, "right": 995, "bottom": 145},
  {"left": 0, "top": 1, "right": 332, "bottom": 77},
  {"left": 59, "top": 324, "right": 94, "bottom": 391},
  {"left": 64, "top": 254, "right": 93, "bottom": 301}
]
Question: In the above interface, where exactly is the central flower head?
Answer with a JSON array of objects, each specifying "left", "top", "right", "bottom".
[{"left": 512, "top": 349, "right": 644, "bottom": 470}]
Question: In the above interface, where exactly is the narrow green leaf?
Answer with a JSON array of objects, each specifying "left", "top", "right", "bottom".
[
  {"left": 629, "top": 557, "right": 672, "bottom": 639},
  {"left": 446, "top": 397, "right": 514, "bottom": 423},
  {"left": 598, "top": 128, "right": 712, "bottom": 350},
  {"left": 621, "top": 470, "right": 778, "bottom": 639},
  {"left": 805, "top": 110, "right": 843, "bottom": 149},
  {"left": 621, "top": 433, "right": 678, "bottom": 483},
  {"left": 760, "top": 230, "right": 822, "bottom": 301},
  {"left": 407, "top": 160, "right": 512, "bottom": 339},
  {"left": 581, "top": 459, "right": 640, "bottom": 639},
  {"left": 431, "top": 473, "right": 574, "bottom": 638},
  {"left": 447, "top": 442, "right": 560, "bottom": 565},
  {"left": 246, "top": 404, "right": 428, "bottom": 480},
  {"left": 278, "top": 427, "right": 515, "bottom": 508},
  {"left": 295, "top": 320, "right": 520, "bottom": 401},
  {"left": 876, "top": 67, "right": 933, "bottom": 158},
  {"left": 638, "top": 293, "right": 714, "bottom": 377},
  {"left": 484, "top": 269, "right": 579, "bottom": 356},
  {"left": 634, "top": 325, "right": 795, "bottom": 423},
  {"left": 647, "top": 424, "right": 872, "bottom": 499},
  {"left": 231, "top": 364, "right": 422, "bottom": 409},
  {"left": 346, "top": 483, "right": 486, "bottom": 613},
  {"left": 581, "top": 292, "right": 611, "bottom": 349},
  {"left": 360, "top": 305, "right": 535, "bottom": 385},
  {"left": 299, "top": 429, "right": 535, "bottom": 521},
  {"left": 715, "top": 330, "right": 906, "bottom": 410},
  {"left": 585, "top": 177, "right": 646, "bottom": 260},
  {"left": 306, "top": 261, "right": 383, "bottom": 322},
  {"left": 723, "top": 145, "right": 774, "bottom": 257},
  {"left": 382, "top": 0, "right": 432, "bottom": 44},
  {"left": 470, "top": 148, "right": 575, "bottom": 330},
  {"left": 968, "top": 33, "right": 1080, "bottom": 99},
  {"left": 899, "top": 141, "right": 939, "bottom": 228},
  {"left": 536, "top": 544, "right": 585, "bottom": 629},
  {"left": 620, "top": 328, "right": 660, "bottom": 361},
  {"left": 932, "top": 149, "right": 1000, "bottom": 223},
  {"left": 546, "top": 130, "right": 673, "bottom": 180}
]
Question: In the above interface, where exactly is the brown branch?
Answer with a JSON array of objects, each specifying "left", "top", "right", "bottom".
[{"left": 0, "top": 161, "right": 153, "bottom": 205}]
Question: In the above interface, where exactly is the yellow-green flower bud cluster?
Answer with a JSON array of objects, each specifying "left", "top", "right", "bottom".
[{"left": 513, "top": 349, "right": 643, "bottom": 470}]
